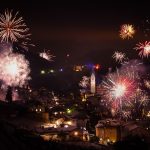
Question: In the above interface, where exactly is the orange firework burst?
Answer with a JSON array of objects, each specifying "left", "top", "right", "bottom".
[{"left": 119, "top": 24, "right": 135, "bottom": 39}]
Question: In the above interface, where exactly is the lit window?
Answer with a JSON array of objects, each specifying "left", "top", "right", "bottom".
[
  {"left": 74, "top": 131, "right": 78, "bottom": 136},
  {"left": 64, "top": 125, "right": 69, "bottom": 128}
]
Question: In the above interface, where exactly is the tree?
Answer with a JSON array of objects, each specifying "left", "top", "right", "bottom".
[{"left": 5, "top": 86, "right": 12, "bottom": 103}]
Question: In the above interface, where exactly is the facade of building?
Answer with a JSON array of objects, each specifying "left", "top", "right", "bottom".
[
  {"left": 90, "top": 71, "right": 96, "bottom": 94},
  {"left": 95, "top": 119, "right": 121, "bottom": 144}
]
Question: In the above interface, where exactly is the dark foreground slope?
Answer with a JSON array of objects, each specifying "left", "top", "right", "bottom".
[{"left": 0, "top": 120, "right": 109, "bottom": 150}]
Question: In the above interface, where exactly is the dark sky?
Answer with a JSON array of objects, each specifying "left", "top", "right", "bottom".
[{"left": 0, "top": 0, "right": 150, "bottom": 68}]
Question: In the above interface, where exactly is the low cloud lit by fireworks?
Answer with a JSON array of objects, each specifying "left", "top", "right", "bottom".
[
  {"left": 79, "top": 76, "right": 89, "bottom": 88},
  {"left": 39, "top": 50, "right": 55, "bottom": 61},
  {"left": 135, "top": 41, "right": 150, "bottom": 58},
  {"left": 0, "top": 52, "right": 31, "bottom": 87},
  {"left": 112, "top": 51, "right": 126, "bottom": 62},
  {"left": 0, "top": 10, "right": 31, "bottom": 43},
  {"left": 119, "top": 24, "right": 135, "bottom": 39}
]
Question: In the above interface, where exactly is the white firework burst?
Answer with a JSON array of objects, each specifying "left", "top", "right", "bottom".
[
  {"left": 99, "top": 60, "right": 144, "bottom": 112},
  {"left": 0, "top": 9, "right": 30, "bottom": 43},
  {"left": 134, "top": 41, "right": 150, "bottom": 58},
  {"left": 79, "top": 76, "right": 89, "bottom": 88},
  {"left": 112, "top": 51, "right": 126, "bottom": 62},
  {"left": 144, "top": 80, "right": 150, "bottom": 89},
  {"left": 0, "top": 42, "right": 13, "bottom": 54},
  {"left": 100, "top": 71, "right": 136, "bottom": 113},
  {"left": 0, "top": 52, "right": 31, "bottom": 87},
  {"left": 39, "top": 50, "right": 55, "bottom": 61},
  {"left": 102, "top": 70, "right": 135, "bottom": 101}
]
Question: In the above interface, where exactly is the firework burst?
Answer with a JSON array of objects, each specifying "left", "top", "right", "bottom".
[
  {"left": 130, "top": 87, "right": 149, "bottom": 109},
  {"left": 99, "top": 58, "right": 149, "bottom": 119},
  {"left": 0, "top": 42, "right": 13, "bottom": 54},
  {"left": 112, "top": 51, "right": 126, "bottom": 62},
  {"left": 135, "top": 41, "right": 150, "bottom": 58},
  {"left": 102, "top": 75, "right": 135, "bottom": 114},
  {"left": 0, "top": 9, "right": 30, "bottom": 43},
  {"left": 144, "top": 79, "right": 150, "bottom": 89},
  {"left": 0, "top": 52, "right": 31, "bottom": 87},
  {"left": 79, "top": 76, "right": 89, "bottom": 88},
  {"left": 39, "top": 50, "right": 55, "bottom": 61},
  {"left": 101, "top": 71, "right": 135, "bottom": 113},
  {"left": 141, "top": 17, "right": 150, "bottom": 37},
  {"left": 102, "top": 71, "right": 135, "bottom": 102},
  {"left": 121, "top": 59, "right": 144, "bottom": 79},
  {"left": 99, "top": 60, "right": 144, "bottom": 113},
  {"left": 120, "top": 24, "right": 135, "bottom": 39}
]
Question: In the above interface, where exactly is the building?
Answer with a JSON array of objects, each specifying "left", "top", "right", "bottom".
[
  {"left": 95, "top": 119, "right": 150, "bottom": 145},
  {"left": 95, "top": 119, "right": 122, "bottom": 145},
  {"left": 122, "top": 122, "right": 150, "bottom": 139},
  {"left": 90, "top": 70, "right": 96, "bottom": 94}
]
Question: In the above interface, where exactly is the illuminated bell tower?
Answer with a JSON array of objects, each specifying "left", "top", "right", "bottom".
[{"left": 90, "top": 70, "right": 96, "bottom": 94}]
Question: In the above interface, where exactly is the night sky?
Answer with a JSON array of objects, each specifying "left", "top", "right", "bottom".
[{"left": 0, "top": 0, "right": 149, "bottom": 68}]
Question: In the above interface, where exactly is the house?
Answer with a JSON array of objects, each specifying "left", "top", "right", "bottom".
[
  {"left": 122, "top": 122, "right": 150, "bottom": 139},
  {"left": 95, "top": 119, "right": 150, "bottom": 145},
  {"left": 95, "top": 119, "right": 122, "bottom": 145},
  {"left": 71, "top": 111, "right": 89, "bottom": 128},
  {"left": 26, "top": 100, "right": 49, "bottom": 122}
]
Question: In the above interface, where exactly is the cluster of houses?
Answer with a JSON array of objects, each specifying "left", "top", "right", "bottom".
[
  {"left": 26, "top": 100, "right": 150, "bottom": 144},
  {"left": 1, "top": 93, "right": 150, "bottom": 145}
]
